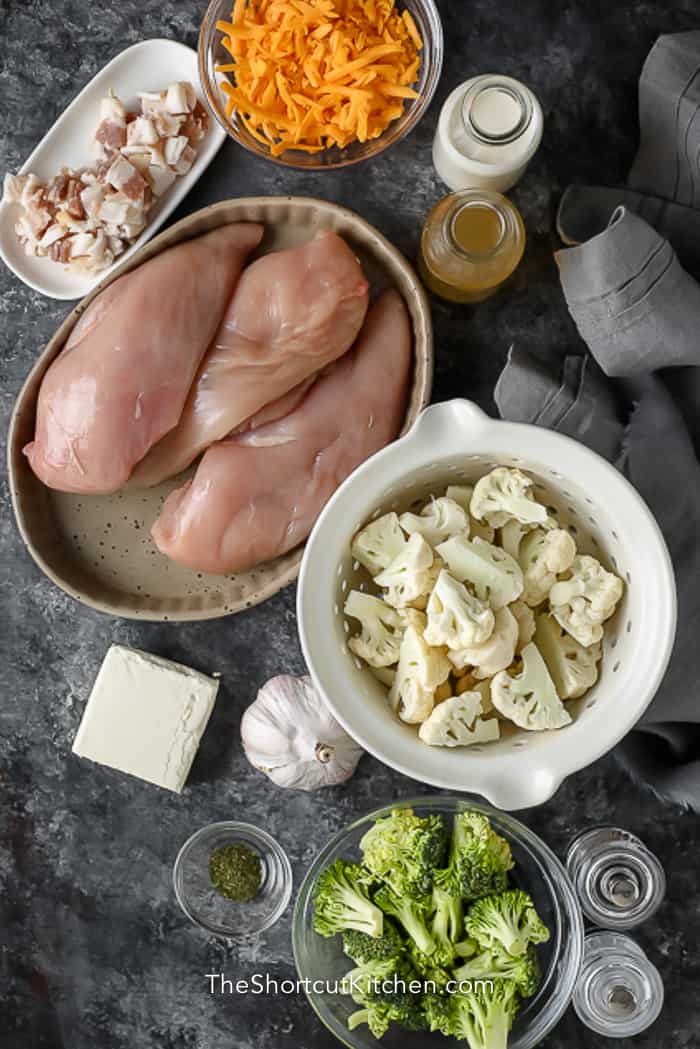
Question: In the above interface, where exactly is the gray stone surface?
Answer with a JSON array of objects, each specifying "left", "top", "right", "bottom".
[{"left": 2, "top": 1, "right": 700, "bottom": 1046}]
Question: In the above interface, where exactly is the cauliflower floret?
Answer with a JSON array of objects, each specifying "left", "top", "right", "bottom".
[
  {"left": 549, "top": 554, "right": 624, "bottom": 647},
  {"left": 389, "top": 619, "right": 451, "bottom": 723},
  {"left": 399, "top": 496, "right": 469, "bottom": 546},
  {"left": 418, "top": 693, "right": 501, "bottom": 747},
  {"left": 436, "top": 535, "right": 524, "bottom": 610},
  {"left": 447, "top": 484, "right": 495, "bottom": 542},
  {"left": 499, "top": 519, "right": 527, "bottom": 560},
  {"left": 375, "top": 533, "right": 440, "bottom": 608},
  {"left": 471, "top": 467, "right": 548, "bottom": 528},
  {"left": 351, "top": 512, "right": 407, "bottom": 575},
  {"left": 510, "top": 600, "right": 536, "bottom": 653},
  {"left": 519, "top": 528, "right": 577, "bottom": 607},
  {"left": 491, "top": 642, "right": 572, "bottom": 730},
  {"left": 456, "top": 675, "right": 497, "bottom": 715},
  {"left": 449, "top": 606, "right": 518, "bottom": 679},
  {"left": 344, "top": 591, "right": 404, "bottom": 668},
  {"left": 534, "top": 614, "right": 602, "bottom": 699},
  {"left": 424, "top": 569, "right": 495, "bottom": 650},
  {"left": 370, "top": 665, "right": 396, "bottom": 689}
]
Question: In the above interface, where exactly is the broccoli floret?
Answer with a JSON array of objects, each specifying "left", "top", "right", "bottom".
[
  {"left": 455, "top": 937, "right": 479, "bottom": 959},
  {"left": 465, "top": 890, "right": 550, "bottom": 958},
  {"left": 409, "top": 884, "right": 464, "bottom": 980},
  {"left": 449, "top": 982, "right": 520, "bottom": 1049},
  {"left": 454, "top": 943, "right": 542, "bottom": 998},
  {"left": 437, "top": 812, "right": 514, "bottom": 901},
  {"left": 424, "top": 991, "right": 454, "bottom": 1035},
  {"left": 343, "top": 957, "right": 426, "bottom": 1037},
  {"left": 342, "top": 920, "right": 404, "bottom": 965},
  {"left": 407, "top": 942, "right": 453, "bottom": 991},
  {"left": 313, "top": 860, "right": 383, "bottom": 939},
  {"left": 360, "top": 808, "right": 447, "bottom": 900},
  {"left": 432, "top": 883, "right": 464, "bottom": 947},
  {"left": 374, "top": 885, "right": 436, "bottom": 957},
  {"left": 348, "top": 998, "right": 426, "bottom": 1038}
]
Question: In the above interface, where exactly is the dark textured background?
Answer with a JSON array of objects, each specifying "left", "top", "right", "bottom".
[{"left": 2, "top": 1, "right": 700, "bottom": 1046}]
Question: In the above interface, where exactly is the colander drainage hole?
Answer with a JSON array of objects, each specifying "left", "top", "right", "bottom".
[
  {"left": 586, "top": 699, "right": 597, "bottom": 710},
  {"left": 513, "top": 740, "right": 527, "bottom": 748},
  {"left": 612, "top": 661, "right": 621, "bottom": 673},
  {"left": 626, "top": 620, "right": 632, "bottom": 633}
]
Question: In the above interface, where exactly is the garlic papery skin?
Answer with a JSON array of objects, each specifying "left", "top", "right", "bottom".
[{"left": 241, "top": 675, "right": 364, "bottom": 790}]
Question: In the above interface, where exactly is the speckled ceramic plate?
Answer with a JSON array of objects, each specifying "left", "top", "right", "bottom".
[{"left": 8, "top": 197, "right": 433, "bottom": 621}]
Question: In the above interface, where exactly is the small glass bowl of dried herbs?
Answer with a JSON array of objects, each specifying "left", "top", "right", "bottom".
[{"left": 173, "top": 822, "right": 292, "bottom": 938}]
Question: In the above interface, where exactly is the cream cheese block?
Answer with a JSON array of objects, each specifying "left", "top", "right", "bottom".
[{"left": 72, "top": 644, "right": 219, "bottom": 792}]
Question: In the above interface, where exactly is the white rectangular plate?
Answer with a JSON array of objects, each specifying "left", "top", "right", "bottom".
[{"left": 0, "top": 38, "right": 226, "bottom": 300}]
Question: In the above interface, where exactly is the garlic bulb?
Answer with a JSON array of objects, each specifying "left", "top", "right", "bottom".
[{"left": 241, "top": 675, "right": 364, "bottom": 790}]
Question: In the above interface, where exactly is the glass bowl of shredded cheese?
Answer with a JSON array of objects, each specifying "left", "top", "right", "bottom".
[{"left": 198, "top": 0, "right": 443, "bottom": 168}]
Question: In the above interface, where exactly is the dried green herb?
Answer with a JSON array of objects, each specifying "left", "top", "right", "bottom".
[{"left": 209, "top": 843, "right": 262, "bottom": 902}]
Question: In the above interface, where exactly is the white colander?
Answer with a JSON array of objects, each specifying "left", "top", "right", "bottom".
[{"left": 297, "top": 400, "right": 677, "bottom": 810}]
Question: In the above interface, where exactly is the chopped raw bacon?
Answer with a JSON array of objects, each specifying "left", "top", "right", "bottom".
[
  {"left": 95, "top": 118, "right": 127, "bottom": 154},
  {"left": 3, "top": 81, "right": 208, "bottom": 272}
]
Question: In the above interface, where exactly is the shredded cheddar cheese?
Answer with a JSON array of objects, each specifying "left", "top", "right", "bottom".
[{"left": 215, "top": 0, "right": 422, "bottom": 156}]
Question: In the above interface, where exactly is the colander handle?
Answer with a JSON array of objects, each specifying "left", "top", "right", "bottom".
[{"left": 404, "top": 399, "right": 491, "bottom": 445}]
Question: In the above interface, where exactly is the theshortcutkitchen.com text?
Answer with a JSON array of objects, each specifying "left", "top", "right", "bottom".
[{"left": 205, "top": 973, "right": 495, "bottom": 996}]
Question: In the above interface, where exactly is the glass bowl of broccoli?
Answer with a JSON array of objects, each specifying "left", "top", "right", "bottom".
[{"left": 292, "top": 798, "right": 583, "bottom": 1049}]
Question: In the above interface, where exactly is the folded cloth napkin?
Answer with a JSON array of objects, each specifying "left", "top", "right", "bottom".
[
  {"left": 494, "top": 207, "right": 700, "bottom": 808},
  {"left": 557, "top": 31, "right": 700, "bottom": 274}
]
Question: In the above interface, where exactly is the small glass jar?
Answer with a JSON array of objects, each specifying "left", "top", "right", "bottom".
[
  {"left": 433, "top": 74, "right": 543, "bottom": 193},
  {"left": 419, "top": 189, "right": 526, "bottom": 303},
  {"left": 172, "top": 821, "right": 292, "bottom": 939},
  {"left": 573, "top": 931, "right": 664, "bottom": 1038},
  {"left": 566, "top": 826, "right": 666, "bottom": 930}
]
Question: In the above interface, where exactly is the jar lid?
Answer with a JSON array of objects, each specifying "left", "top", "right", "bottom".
[{"left": 462, "top": 77, "right": 533, "bottom": 145}]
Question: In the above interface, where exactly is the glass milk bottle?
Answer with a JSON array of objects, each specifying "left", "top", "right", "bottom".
[{"left": 433, "top": 75, "right": 543, "bottom": 193}]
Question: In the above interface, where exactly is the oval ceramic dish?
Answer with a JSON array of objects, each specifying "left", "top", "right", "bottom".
[
  {"left": 297, "top": 399, "right": 677, "bottom": 809},
  {"left": 0, "top": 39, "right": 226, "bottom": 301},
  {"left": 8, "top": 197, "right": 432, "bottom": 621}
]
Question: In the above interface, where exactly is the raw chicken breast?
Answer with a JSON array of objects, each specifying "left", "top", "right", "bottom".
[
  {"left": 131, "top": 231, "right": 369, "bottom": 487},
  {"left": 24, "top": 223, "right": 263, "bottom": 494},
  {"left": 152, "top": 289, "right": 412, "bottom": 574}
]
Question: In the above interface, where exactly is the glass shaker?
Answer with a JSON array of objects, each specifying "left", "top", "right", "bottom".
[
  {"left": 573, "top": 931, "right": 664, "bottom": 1038},
  {"left": 418, "top": 189, "right": 526, "bottom": 304},
  {"left": 566, "top": 826, "right": 666, "bottom": 929}
]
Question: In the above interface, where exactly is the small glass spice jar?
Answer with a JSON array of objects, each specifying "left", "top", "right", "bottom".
[
  {"left": 566, "top": 826, "right": 666, "bottom": 930},
  {"left": 573, "top": 931, "right": 664, "bottom": 1038},
  {"left": 433, "top": 74, "right": 544, "bottom": 193},
  {"left": 418, "top": 189, "right": 526, "bottom": 303}
]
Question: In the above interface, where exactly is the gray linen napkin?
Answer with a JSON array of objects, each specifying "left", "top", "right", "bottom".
[
  {"left": 557, "top": 32, "right": 700, "bottom": 274},
  {"left": 494, "top": 207, "right": 700, "bottom": 807}
]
